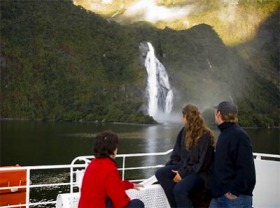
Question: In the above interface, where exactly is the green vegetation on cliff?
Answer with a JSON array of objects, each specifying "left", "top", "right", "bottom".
[{"left": 1, "top": 0, "right": 279, "bottom": 127}]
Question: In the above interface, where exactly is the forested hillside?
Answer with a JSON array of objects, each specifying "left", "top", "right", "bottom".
[
  {"left": 1, "top": 0, "right": 279, "bottom": 127},
  {"left": 1, "top": 0, "right": 154, "bottom": 123}
]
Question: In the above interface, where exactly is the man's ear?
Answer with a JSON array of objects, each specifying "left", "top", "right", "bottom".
[{"left": 216, "top": 111, "right": 224, "bottom": 121}]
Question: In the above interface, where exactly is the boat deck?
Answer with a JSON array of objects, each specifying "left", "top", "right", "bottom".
[{"left": 0, "top": 150, "right": 279, "bottom": 208}]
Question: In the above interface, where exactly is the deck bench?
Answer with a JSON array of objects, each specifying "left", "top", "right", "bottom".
[
  {"left": 56, "top": 181, "right": 210, "bottom": 208},
  {"left": 56, "top": 184, "right": 170, "bottom": 208}
]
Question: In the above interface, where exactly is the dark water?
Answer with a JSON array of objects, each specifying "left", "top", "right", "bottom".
[{"left": 1, "top": 120, "right": 279, "bottom": 166}]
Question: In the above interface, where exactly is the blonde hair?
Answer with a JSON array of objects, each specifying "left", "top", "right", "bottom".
[
  {"left": 220, "top": 113, "right": 238, "bottom": 123},
  {"left": 182, "top": 104, "right": 214, "bottom": 150}
]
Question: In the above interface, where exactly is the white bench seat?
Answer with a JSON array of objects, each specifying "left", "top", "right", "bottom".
[{"left": 56, "top": 184, "right": 170, "bottom": 208}]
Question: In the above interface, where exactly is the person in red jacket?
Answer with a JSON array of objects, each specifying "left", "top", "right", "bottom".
[{"left": 78, "top": 131, "right": 144, "bottom": 208}]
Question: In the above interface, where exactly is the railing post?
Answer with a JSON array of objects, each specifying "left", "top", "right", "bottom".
[
  {"left": 26, "top": 168, "right": 30, "bottom": 207},
  {"left": 256, "top": 155, "right": 262, "bottom": 160},
  {"left": 122, "top": 156, "right": 126, "bottom": 180},
  {"left": 70, "top": 165, "right": 74, "bottom": 194}
]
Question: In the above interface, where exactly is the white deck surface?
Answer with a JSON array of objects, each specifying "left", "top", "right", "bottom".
[{"left": 253, "top": 159, "right": 280, "bottom": 208}]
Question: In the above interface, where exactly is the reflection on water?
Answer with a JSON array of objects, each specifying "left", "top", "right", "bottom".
[
  {"left": 1, "top": 120, "right": 279, "bottom": 167},
  {"left": 141, "top": 124, "right": 179, "bottom": 178}
]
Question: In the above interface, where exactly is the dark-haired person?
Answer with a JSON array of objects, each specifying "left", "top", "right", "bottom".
[
  {"left": 155, "top": 104, "right": 215, "bottom": 207},
  {"left": 78, "top": 131, "right": 144, "bottom": 208},
  {"left": 209, "top": 101, "right": 256, "bottom": 208}
]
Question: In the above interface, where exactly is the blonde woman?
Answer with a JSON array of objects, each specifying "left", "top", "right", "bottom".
[{"left": 155, "top": 104, "right": 215, "bottom": 208}]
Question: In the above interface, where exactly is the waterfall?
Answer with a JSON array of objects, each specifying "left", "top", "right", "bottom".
[{"left": 144, "top": 42, "right": 173, "bottom": 120}]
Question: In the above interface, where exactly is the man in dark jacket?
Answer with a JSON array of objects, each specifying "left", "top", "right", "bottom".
[{"left": 210, "top": 101, "right": 256, "bottom": 208}]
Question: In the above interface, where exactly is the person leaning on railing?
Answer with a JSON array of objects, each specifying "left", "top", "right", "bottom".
[
  {"left": 78, "top": 131, "right": 144, "bottom": 208},
  {"left": 155, "top": 104, "right": 215, "bottom": 208}
]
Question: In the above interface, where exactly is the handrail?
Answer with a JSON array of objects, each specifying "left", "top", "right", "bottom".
[
  {"left": 253, "top": 152, "right": 280, "bottom": 160},
  {"left": 0, "top": 149, "right": 173, "bottom": 208},
  {"left": 69, "top": 149, "right": 173, "bottom": 192},
  {"left": 1, "top": 150, "right": 279, "bottom": 208}
]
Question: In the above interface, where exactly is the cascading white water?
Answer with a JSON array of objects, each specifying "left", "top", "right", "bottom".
[{"left": 144, "top": 42, "right": 173, "bottom": 120}]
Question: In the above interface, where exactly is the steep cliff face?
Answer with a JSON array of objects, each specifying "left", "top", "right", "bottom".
[
  {"left": 140, "top": 23, "right": 279, "bottom": 127},
  {"left": 73, "top": 0, "right": 279, "bottom": 44},
  {"left": 236, "top": 9, "right": 279, "bottom": 87},
  {"left": 74, "top": 0, "right": 280, "bottom": 87},
  {"left": 1, "top": 0, "right": 279, "bottom": 126}
]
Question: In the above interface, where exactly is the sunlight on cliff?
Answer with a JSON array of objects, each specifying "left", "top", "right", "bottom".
[{"left": 73, "top": 0, "right": 279, "bottom": 46}]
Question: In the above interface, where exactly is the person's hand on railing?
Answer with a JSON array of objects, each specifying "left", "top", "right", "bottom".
[{"left": 133, "top": 183, "right": 144, "bottom": 190}]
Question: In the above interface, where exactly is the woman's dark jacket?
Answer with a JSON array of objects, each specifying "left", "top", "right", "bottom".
[{"left": 166, "top": 127, "right": 214, "bottom": 187}]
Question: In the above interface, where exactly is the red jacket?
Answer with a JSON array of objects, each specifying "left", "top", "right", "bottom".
[{"left": 78, "top": 157, "right": 134, "bottom": 208}]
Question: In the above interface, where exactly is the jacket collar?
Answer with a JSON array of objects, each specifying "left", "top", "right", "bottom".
[
  {"left": 217, "top": 122, "right": 236, "bottom": 131},
  {"left": 95, "top": 156, "right": 117, "bottom": 165}
]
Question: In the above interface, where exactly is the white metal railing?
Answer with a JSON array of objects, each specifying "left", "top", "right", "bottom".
[
  {"left": 69, "top": 149, "right": 173, "bottom": 193},
  {"left": 253, "top": 152, "right": 280, "bottom": 160},
  {"left": 0, "top": 150, "right": 279, "bottom": 208},
  {"left": 0, "top": 149, "right": 173, "bottom": 208},
  {"left": 0, "top": 164, "right": 86, "bottom": 208}
]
